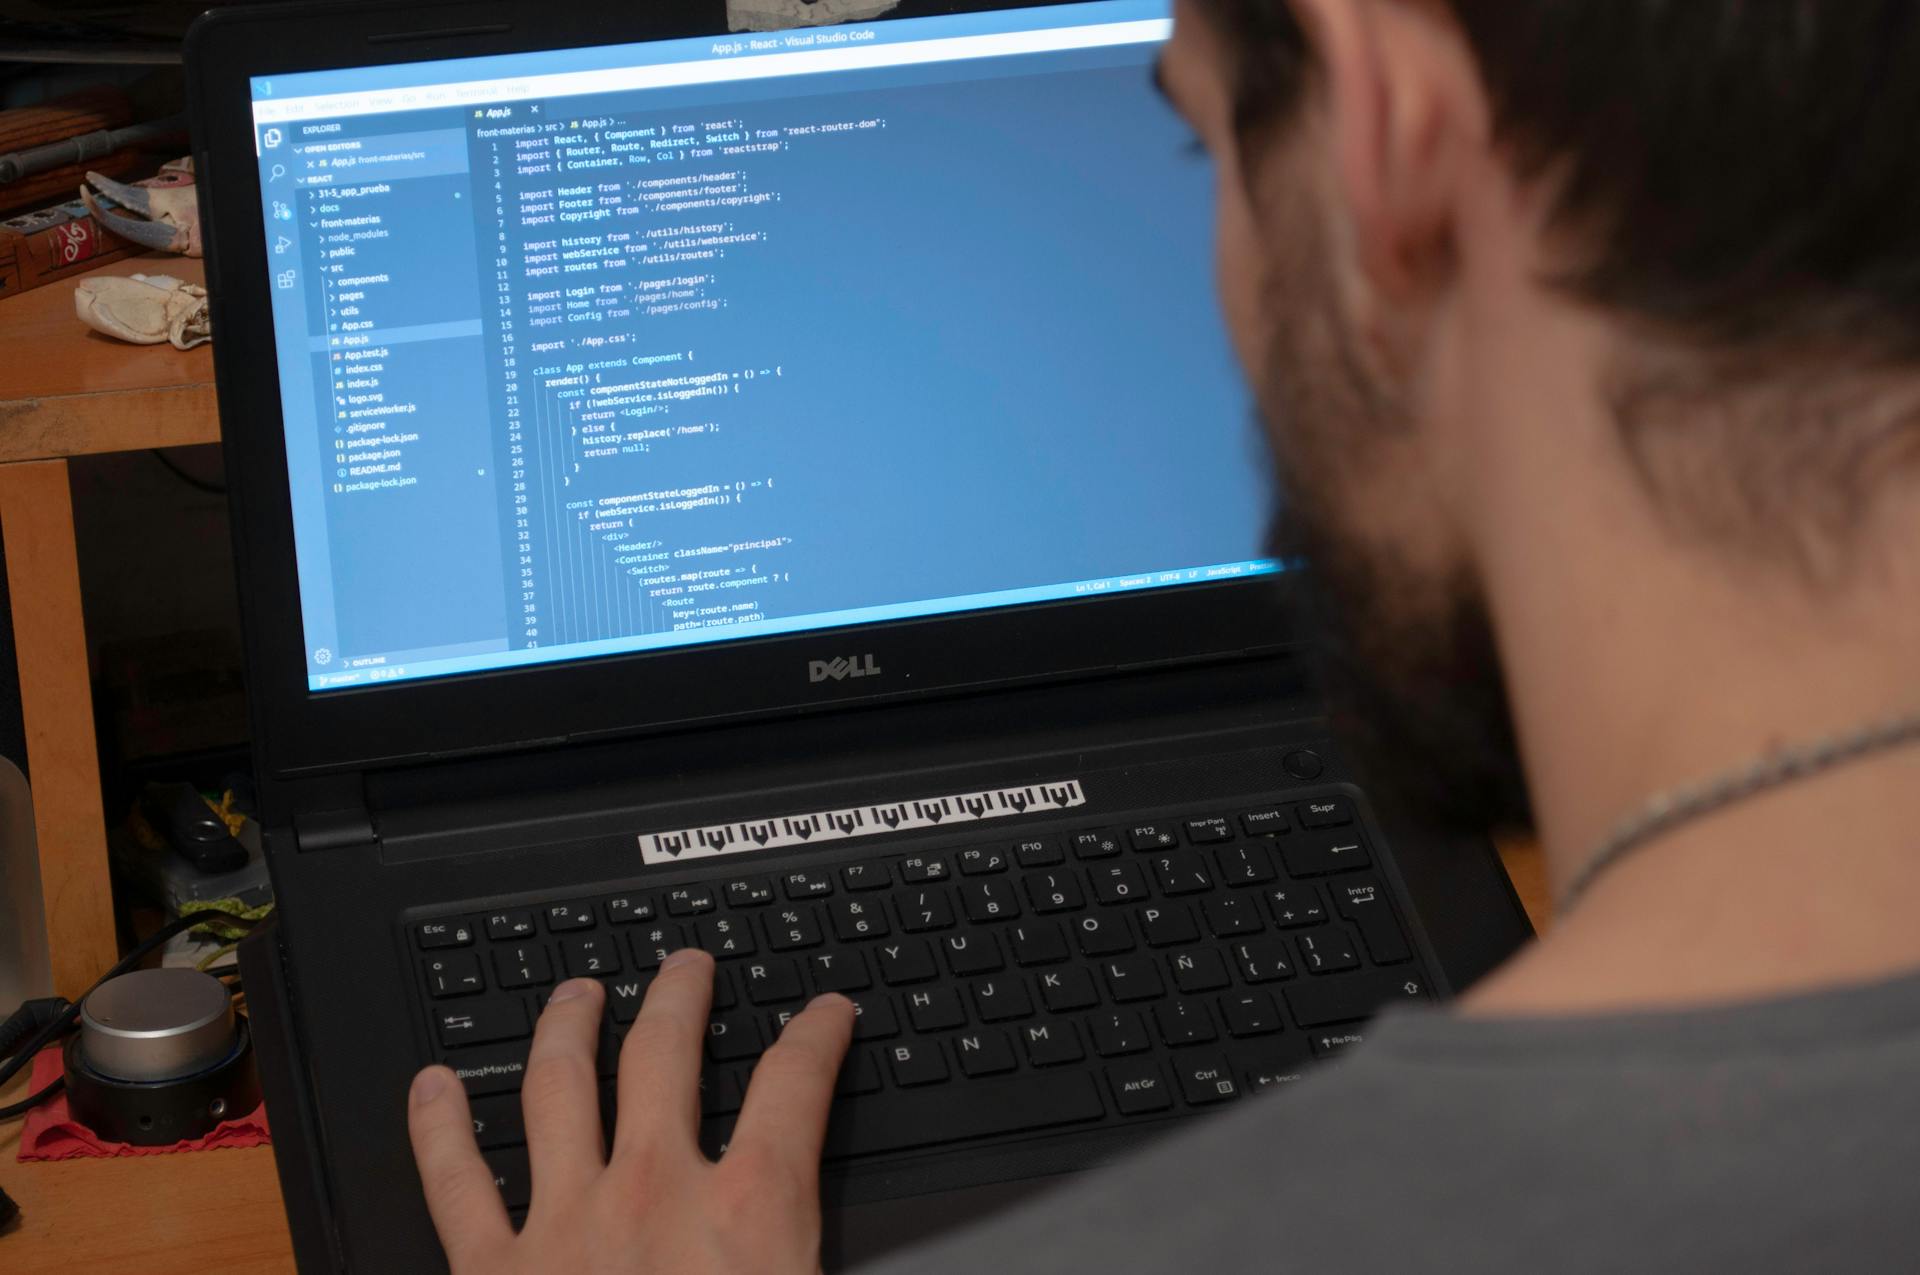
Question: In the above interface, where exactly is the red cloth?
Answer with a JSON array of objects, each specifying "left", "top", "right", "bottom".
[{"left": 16, "top": 1042, "right": 271, "bottom": 1161}]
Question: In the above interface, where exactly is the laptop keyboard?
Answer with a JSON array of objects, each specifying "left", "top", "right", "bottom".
[{"left": 409, "top": 792, "right": 1434, "bottom": 1215}]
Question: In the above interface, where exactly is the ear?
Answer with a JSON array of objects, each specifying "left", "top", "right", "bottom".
[{"left": 1286, "top": 0, "right": 1483, "bottom": 303}]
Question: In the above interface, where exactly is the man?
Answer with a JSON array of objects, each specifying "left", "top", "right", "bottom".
[{"left": 403, "top": 0, "right": 1920, "bottom": 1269}]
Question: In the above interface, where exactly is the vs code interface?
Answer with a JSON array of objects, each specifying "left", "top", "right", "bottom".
[{"left": 250, "top": 0, "right": 1277, "bottom": 692}]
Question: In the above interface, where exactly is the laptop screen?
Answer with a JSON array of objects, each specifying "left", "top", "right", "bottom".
[{"left": 248, "top": 0, "right": 1276, "bottom": 693}]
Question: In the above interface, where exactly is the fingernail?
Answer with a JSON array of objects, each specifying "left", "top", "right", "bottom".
[
  {"left": 808, "top": 992, "right": 851, "bottom": 1011},
  {"left": 661, "top": 947, "right": 709, "bottom": 971},
  {"left": 547, "top": 978, "right": 596, "bottom": 1005},
  {"left": 412, "top": 1068, "right": 446, "bottom": 1106}
]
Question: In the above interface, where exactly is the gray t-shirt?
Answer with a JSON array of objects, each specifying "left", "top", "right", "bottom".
[{"left": 870, "top": 970, "right": 1920, "bottom": 1273}]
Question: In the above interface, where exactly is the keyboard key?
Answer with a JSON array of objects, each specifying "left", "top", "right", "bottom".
[
  {"left": 942, "top": 932, "right": 1003, "bottom": 976},
  {"left": 1284, "top": 970, "right": 1429, "bottom": 1027},
  {"left": 905, "top": 985, "right": 968, "bottom": 1032},
  {"left": 724, "top": 878, "right": 774, "bottom": 908},
  {"left": 876, "top": 938, "right": 938, "bottom": 985},
  {"left": 1150, "top": 853, "right": 1214, "bottom": 896},
  {"left": 602, "top": 894, "right": 656, "bottom": 925},
  {"left": 898, "top": 855, "right": 950, "bottom": 883},
  {"left": 1022, "top": 869, "right": 1084, "bottom": 914},
  {"left": 840, "top": 862, "right": 891, "bottom": 893},
  {"left": 484, "top": 1150, "right": 531, "bottom": 1210},
  {"left": 955, "top": 1028, "right": 1017, "bottom": 1077},
  {"left": 695, "top": 916, "right": 757, "bottom": 959},
  {"left": 830, "top": 897, "right": 890, "bottom": 941},
  {"left": 562, "top": 934, "right": 623, "bottom": 977},
  {"left": 960, "top": 879, "right": 1020, "bottom": 923},
  {"left": 700, "top": 1069, "right": 745, "bottom": 1117},
  {"left": 808, "top": 950, "right": 871, "bottom": 994},
  {"left": 1102, "top": 955, "right": 1165, "bottom": 1003},
  {"left": 1219, "top": 990, "right": 1282, "bottom": 1038},
  {"left": 783, "top": 871, "right": 834, "bottom": 900},
  {"left": 545, "top": 901, "right": 596, "bottom": 932},
  {"left": 1282, "top": 832, "right": 1372, "bottom": 878},
  {"left": 485, "top": 910, "right": 536, "bottom": 941},
  {"left": 821, "top": 1071, "right": 1103, "bottom": 1160},
  {"left": 424, "top": 953, "right": 485, "bottom": 998},
  {"left": 1173, "top": 1053, "right": 1239, "bottom": 1106},
  {"left": 493, "top": 944, "right": 553, "bottom": 989},
  {"left": 1038, "top": 966, "right": 1100, "bottom": 1013},
  {"left": 469, "top": 1095, "right": 526, "bottom": 1149},
  {"left": 765, "top": 906, "right": 824, "bottom": 951},
  {"left": 1232, "top": 937, "right": 1297, "bottom": 984},
  {"left": 629, "top": 924, "right": 684, "bottom": 969},
  {"left": 1020, "top": 1020, "right": 1084, "bottom": 1067},
  {"left": 848, "top": 994, "right": 901, "bottom": 1041},
  {"left": 1214, "top": 844, "right": 1276, "bottom": 886},
  {"left": 1266, "top": 882, "right": 1328, "bottom": 928},
  {"left": 1128, "top": 823, "right": 1180, "bottom": 851},
  {"left": 1184, "top": 816, "right": 1233, "bottom": 845},
  {"left": 706, "top": 1014, "right": 762, "bottom": 1063},
  {"left": 710, "top": 971, "right": 739, "bottom": 1012},
  {"left": 1073, "top": 913, "right": 1135, "bottom": 957},
  {"left": 1153, "top": 999, "right": 1217, "bottom": 1046},
  {"left": 1171, "top": 948, "right": 1231, "bottom": 993},
  {"left": 1088, "top": 1008, "right": 1150, "bottom": 1057},
  {"left": 1138, "top": 903, "right": 1199, "bottom": 948},
  {"left": 1108, "top": 1062, "right": 1174, "bottom": 1114},
  {"left": 1240, "top": 807, "right": 1289, "bottom": 837},
  {"left": 895, "top": 885, "right": 956, "bottom": 933},
  {"left": 436, "top": 1000, "right": 529, "bottom": 1050},
  {"left": 604, "top": 974, "right": 654, "bottom": 1022},
  {"left": 957, "top": 846, "right": 1009, "bottom": 876},
  {"left": 835, "top": 1049, "right": 883, "bottom": 1097},
  {"left": 1008, "top": 921, "right": 1069, "bottom": 967},
  {"left": 1309, "top": 1026, "right": 1369, "bottom": 1059},
  {"left": 1241, "top": 1036, "right": 1314, "bottom": 1092},
  {"left": 1012, "top": 837, "right": 1064, "bottom": 868},
  {"left": 971, "top": 976, "right": 1034, "bottom": 1023},
  {"left": 887, "top": 1040, "right": 950, "bottom": 1087},
  {"left": 743, "top": 958, "right": 803, "bottom": 1005},
  {"left": 1070, "top": 829, "right": 1123, "bottom": 860},
  {"left": 448, "top": 1041, "right": 530, "bottom": 1096},
  {"left": 1090, "top": 862, "right": 1149, "bottom": 905},
  {"left": 1297, "top": 797, "right": 1355, "bottom": 829},
  {"left": 1297, "top": 928, "right": 1361, "bottom": 974},
  {"left": 666, "top": 886, "right": 717, "bottom": 917},
  {"left": 1330, "top": 876, "right": 1412, "bottom": 964},
  {"left": 416, "top": 919, "right": 473, "bottom": 950},
  {"left": 1202, "top": 895, "right": 1264, "bottom": 937}
]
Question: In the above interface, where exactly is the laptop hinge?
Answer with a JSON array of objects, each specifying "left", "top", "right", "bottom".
[{"left": 291, "top": 774, "right": 376, "bottom": 852}]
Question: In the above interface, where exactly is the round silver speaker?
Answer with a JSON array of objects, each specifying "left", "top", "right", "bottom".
[{"left": 79, "top": 967, "right": 236, "bottom": 1082}]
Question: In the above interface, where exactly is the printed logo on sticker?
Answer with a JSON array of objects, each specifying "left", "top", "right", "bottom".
[{"left": 638, "top": 780, "right": 1087, "bottom": 865}]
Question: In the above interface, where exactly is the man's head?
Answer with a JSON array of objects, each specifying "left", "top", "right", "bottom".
[{"left": 1157, "top": 0, "right": 1920, "bottom": 839}]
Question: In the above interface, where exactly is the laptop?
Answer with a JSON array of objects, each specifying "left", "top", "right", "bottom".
[{"left": 187, "top": 0, "right": 1532, "bottom": 1268}]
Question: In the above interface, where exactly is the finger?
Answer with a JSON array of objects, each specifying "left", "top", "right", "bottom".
[
  {"left": 521, "top": 978, "right": 608, "bottom": 1202},
  {"left": 613, "top": 948, "right": 715, "bottom": 1158},
  {"left": 726, "top": 993, "right": 855, "bottom": 1182},
  {"left": 408, "top": 1065, "right": 514, "bottom": 1268}
]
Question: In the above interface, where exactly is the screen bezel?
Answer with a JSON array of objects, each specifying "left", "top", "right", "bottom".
[{"left": 187, "top": 0, "right": 1300, "bottom": 779}]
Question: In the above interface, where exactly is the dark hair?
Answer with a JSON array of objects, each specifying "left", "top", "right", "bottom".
[{"left": 1200, "top": 0, "right": 1920, "bottom": 574}]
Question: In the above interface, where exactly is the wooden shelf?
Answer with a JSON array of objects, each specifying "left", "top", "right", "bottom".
[{"left": 0, "top": 257, "right": 219, "bottom": 464}]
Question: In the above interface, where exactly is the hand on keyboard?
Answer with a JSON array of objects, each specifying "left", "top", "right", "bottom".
[{"left": 408, "top": 948, "right": 855, "bottom": 1274}]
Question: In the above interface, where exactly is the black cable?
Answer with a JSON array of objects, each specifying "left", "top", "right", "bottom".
[
  {"left": 0, "top": 910, "right": 261, "bottom": 1122},
  {"left": 0, "top": 1076, "right": 62, "bottom": 1122},
  {"left": 147, "top": 448, "right": 227, "bottom": 496}
]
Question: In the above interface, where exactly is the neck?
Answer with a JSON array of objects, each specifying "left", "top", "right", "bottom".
[{"left": 1449, "top": 308, "right": 1920, "bottom": 1016}]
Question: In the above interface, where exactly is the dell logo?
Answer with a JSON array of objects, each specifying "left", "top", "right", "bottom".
[{"left": 809, "top": 654, "right": 882, "bottom": 684}]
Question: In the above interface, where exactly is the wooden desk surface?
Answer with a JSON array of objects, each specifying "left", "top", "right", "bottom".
[{"left": 0, "top": 842, "right": 1550, "bottom": 1271}]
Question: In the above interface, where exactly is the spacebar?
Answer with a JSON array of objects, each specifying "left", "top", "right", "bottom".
[{"left": 823, "top": 1073, "right": 1105, "bottom": 1161}]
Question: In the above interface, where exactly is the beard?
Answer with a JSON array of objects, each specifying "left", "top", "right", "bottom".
[{"left": 1251, "top": 197, "right": 1535, "bottom": 841}]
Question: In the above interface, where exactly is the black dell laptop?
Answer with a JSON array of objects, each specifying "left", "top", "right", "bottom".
[{"left": 187, "top": 0, "right": 1531, "bottom": 1268}]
